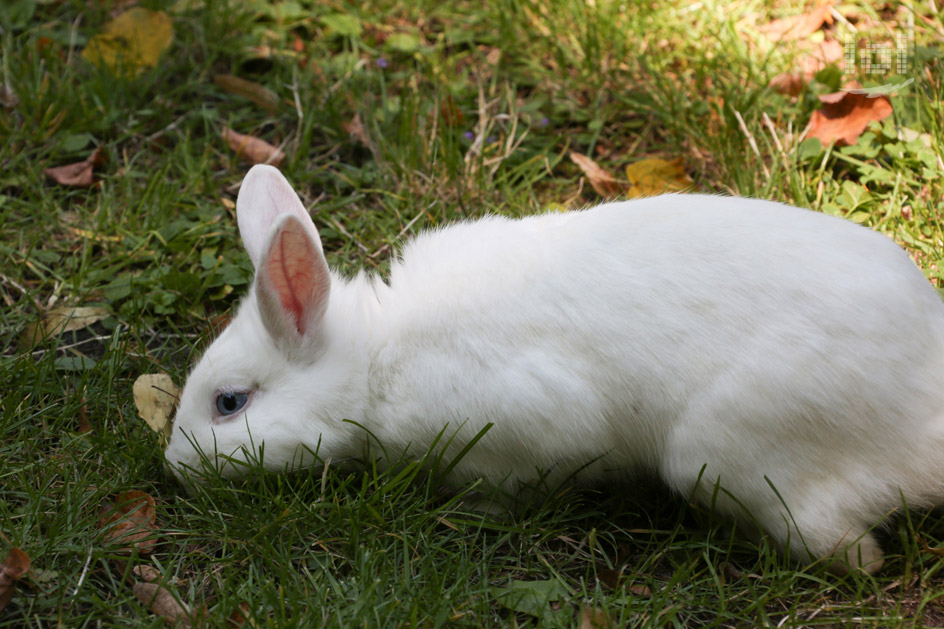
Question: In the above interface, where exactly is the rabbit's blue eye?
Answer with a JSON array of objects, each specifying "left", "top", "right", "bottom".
[{"left": 216, "top": 391, "right": 249, "bottom": 416}]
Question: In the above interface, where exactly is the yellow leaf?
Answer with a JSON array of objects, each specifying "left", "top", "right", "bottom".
[
  {"left": 82, "top": 8, "right": 174, "bottom": 75},
  {"left": 20, "top": 306, "right": 110, "bottom": 348},
  {"left": 132, "top": 373, "right": 178, "bottom": 444},
  {"left": 624, "top": 158, "right": 692, "bottom": 198}
]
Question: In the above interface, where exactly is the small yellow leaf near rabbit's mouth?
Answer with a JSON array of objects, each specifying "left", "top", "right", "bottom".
[{"left": 132, "top": 373, "right": 179, "bottom": 448}]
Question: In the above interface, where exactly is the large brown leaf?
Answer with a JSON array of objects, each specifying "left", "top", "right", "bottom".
[
  {"left": 99, "top": 491, "right": 158, "bottom": 555},
  {"left": 43, "top": 147, "right": 106, "bottom": 187},
  {"left": 807, "top": 90, "right": 893, "bottom": 146}
]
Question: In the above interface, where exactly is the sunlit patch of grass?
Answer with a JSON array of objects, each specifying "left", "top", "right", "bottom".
[{"left": 2, "top": 0, "right": 943, "bottom": 625}]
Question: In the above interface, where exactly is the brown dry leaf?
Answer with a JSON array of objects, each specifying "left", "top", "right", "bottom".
[
  {"left": 210, "top": 312, "right": 232, "bottom": 333},
  {"left": 133, "top": 565, "right": 161, "bottom": 583},
  {"left": 43, "top": 147, "right": 106, "bottom": 187},
  {"left": 82, "top": 8, "right": 174, "bottom": 75},
  {"left": 132, "top": 373, "right": 179, "bottom": 441},
  {"left": 568, "top": 151, "right": 624, "bottom": 198},
  {"left": 222, "top": 127, "right": 286, "bottom": 166},
  {"left": 629, "top": 584, "right": 652, "bottom": 597},
  {"left": 596, "top": 567, "right": 652, "bottom": 596},
  {"left": 579, "top": 606, "right": 616, "bottom": 629},
  {"left": 918, "top": 537, "right": 944, "bottom": 558},
  {"left": 227, "top": 602, "right": 251, "bottom": 627},
  {"left": 807, "top": 90, "right": 893, "bottom": 146},
  {"left": 20, "top": 305, "right": 111, "bottom": 348},
  {"left": 0, "top": 547, "right": 31, "bottom": 613},
  {"left": 133, "top": 582, "right": 193, "bottom": 626},
  {"left": 341, "top": 113, "right": 370, "bottom": 147},
  {"left": 770, "top": 38, "right": 843, "bottom": 95},
  {"left": 596, "top": 567, "right": 622, "bottom": 589},
  {"left": 758, "top": 3, "right": 833, "bottom": 42},
  {"left": 43, "top": 306, "right": 109, "bottom": 335},
  {"left": 100, "top": 490, "right": 158, "bottom": 555},
  {"left": 213, "top": 74, "right": 279, "bottom": 113},
  {"left": 625, "top": 157, "right": 692, "bottom": 198}
]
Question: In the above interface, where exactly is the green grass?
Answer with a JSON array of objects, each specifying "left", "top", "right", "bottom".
[{"left": 2, "top": 0, "right": 944, "bottom": 626}]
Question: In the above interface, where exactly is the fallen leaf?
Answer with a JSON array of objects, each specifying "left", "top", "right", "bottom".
[
  {"left": 133, "top": 582, "right": 193, "bottom": 626},
  {"left": 133, "top": 565, "right": 161, "bottom": 583},
  {"left": 227, "top": 602, "right": 251, "bottom": 627},
  {"left": 759, "top": 3, "right": 833, "bottom": 42},
  {"left": 213, "top": 74, "right": 279, "bottom": 113},
  {"left": 770, "top": 38, "right": 844, "bottom": 95},
  {"left": 629, "top": 584, "right": 652, "bottom": 596},
  {"left": 569, "top": 151, "right": 623, "bottom": 198},
  {"left": 807, "top": 90, "right": 893, "bottom": 146},
  {"left": 919, "top": 536, "right": 944, "bottom": 558},
  {"left": 596, "top": 566, "right": 652, "bottom": 596},
  {"left": 83, "top": 8, "right": 174, "bottom": 75},
  {"left": 20, "top": 305, "right": 111, "bottom": 348},
  {"left": 43, "top": 146, "right": 106, "bottom": 187},
  {"left": 99, "top": 491, "right": 157, "bottom": 555},
  {"left": 100, "top": 491, "right": 158, "bottom": 555},
  {"left": 490, "top": 578, "right": 570, "bottom": 625},
  {"left": 0, "top": 547, "right": 31, "bottom": 613},
  {"left": 341, "top": 113, "right": 370, "bottom": 147},
  {"left": 222, "top": 127, "right": 286, "bottom": 166},
  {"left": 625, "top": 157, "right": 692, "bottom": 198},
  {"left": 132, "top": 373, "right": 178, "bottom": 442},
  {"left": 579, "top": 606, "right": 616, "bottom": 629},
  {"left": 209, "top": 313, "right": 232, "bottom": 334},
  {"left": 595, "top": 567, "right": 622, "bottom": 589}
]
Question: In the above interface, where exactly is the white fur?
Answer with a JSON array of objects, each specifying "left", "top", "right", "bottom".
[{"left": 166, "top": 165, "right": 944, "bottom": 573}]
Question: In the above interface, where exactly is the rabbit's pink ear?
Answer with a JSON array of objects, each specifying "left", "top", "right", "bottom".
[
  {"left": 255, "top": 213, "right": 331, "bottom": 347},
  {"left": 236, "top": 165, "right": 323, "bottom": 269}
]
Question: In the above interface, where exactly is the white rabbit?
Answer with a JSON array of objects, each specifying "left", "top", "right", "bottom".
[{"left": 165, "top": 164, "right": 944, "bottom": 574}]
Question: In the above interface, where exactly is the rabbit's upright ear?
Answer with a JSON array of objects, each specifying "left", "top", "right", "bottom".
[
  {"left": 236, "top": 165, "right": 324, "bottom": 268},
  {"left": 236, "top": 166, "right": 330, "bottom": 351}
]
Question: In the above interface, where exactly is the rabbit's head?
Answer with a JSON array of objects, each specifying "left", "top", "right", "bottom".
[{"left": 165, "top": 166, "right": 365, "bottom": 481}]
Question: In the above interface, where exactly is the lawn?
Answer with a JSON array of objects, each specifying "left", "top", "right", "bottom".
[{"left": 2, "top": 0, "right": 944, "bottom": 626}]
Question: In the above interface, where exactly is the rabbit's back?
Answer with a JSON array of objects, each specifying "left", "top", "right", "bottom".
[{"left": 370, "top": 196, "right": 944, "bottom": 501}]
